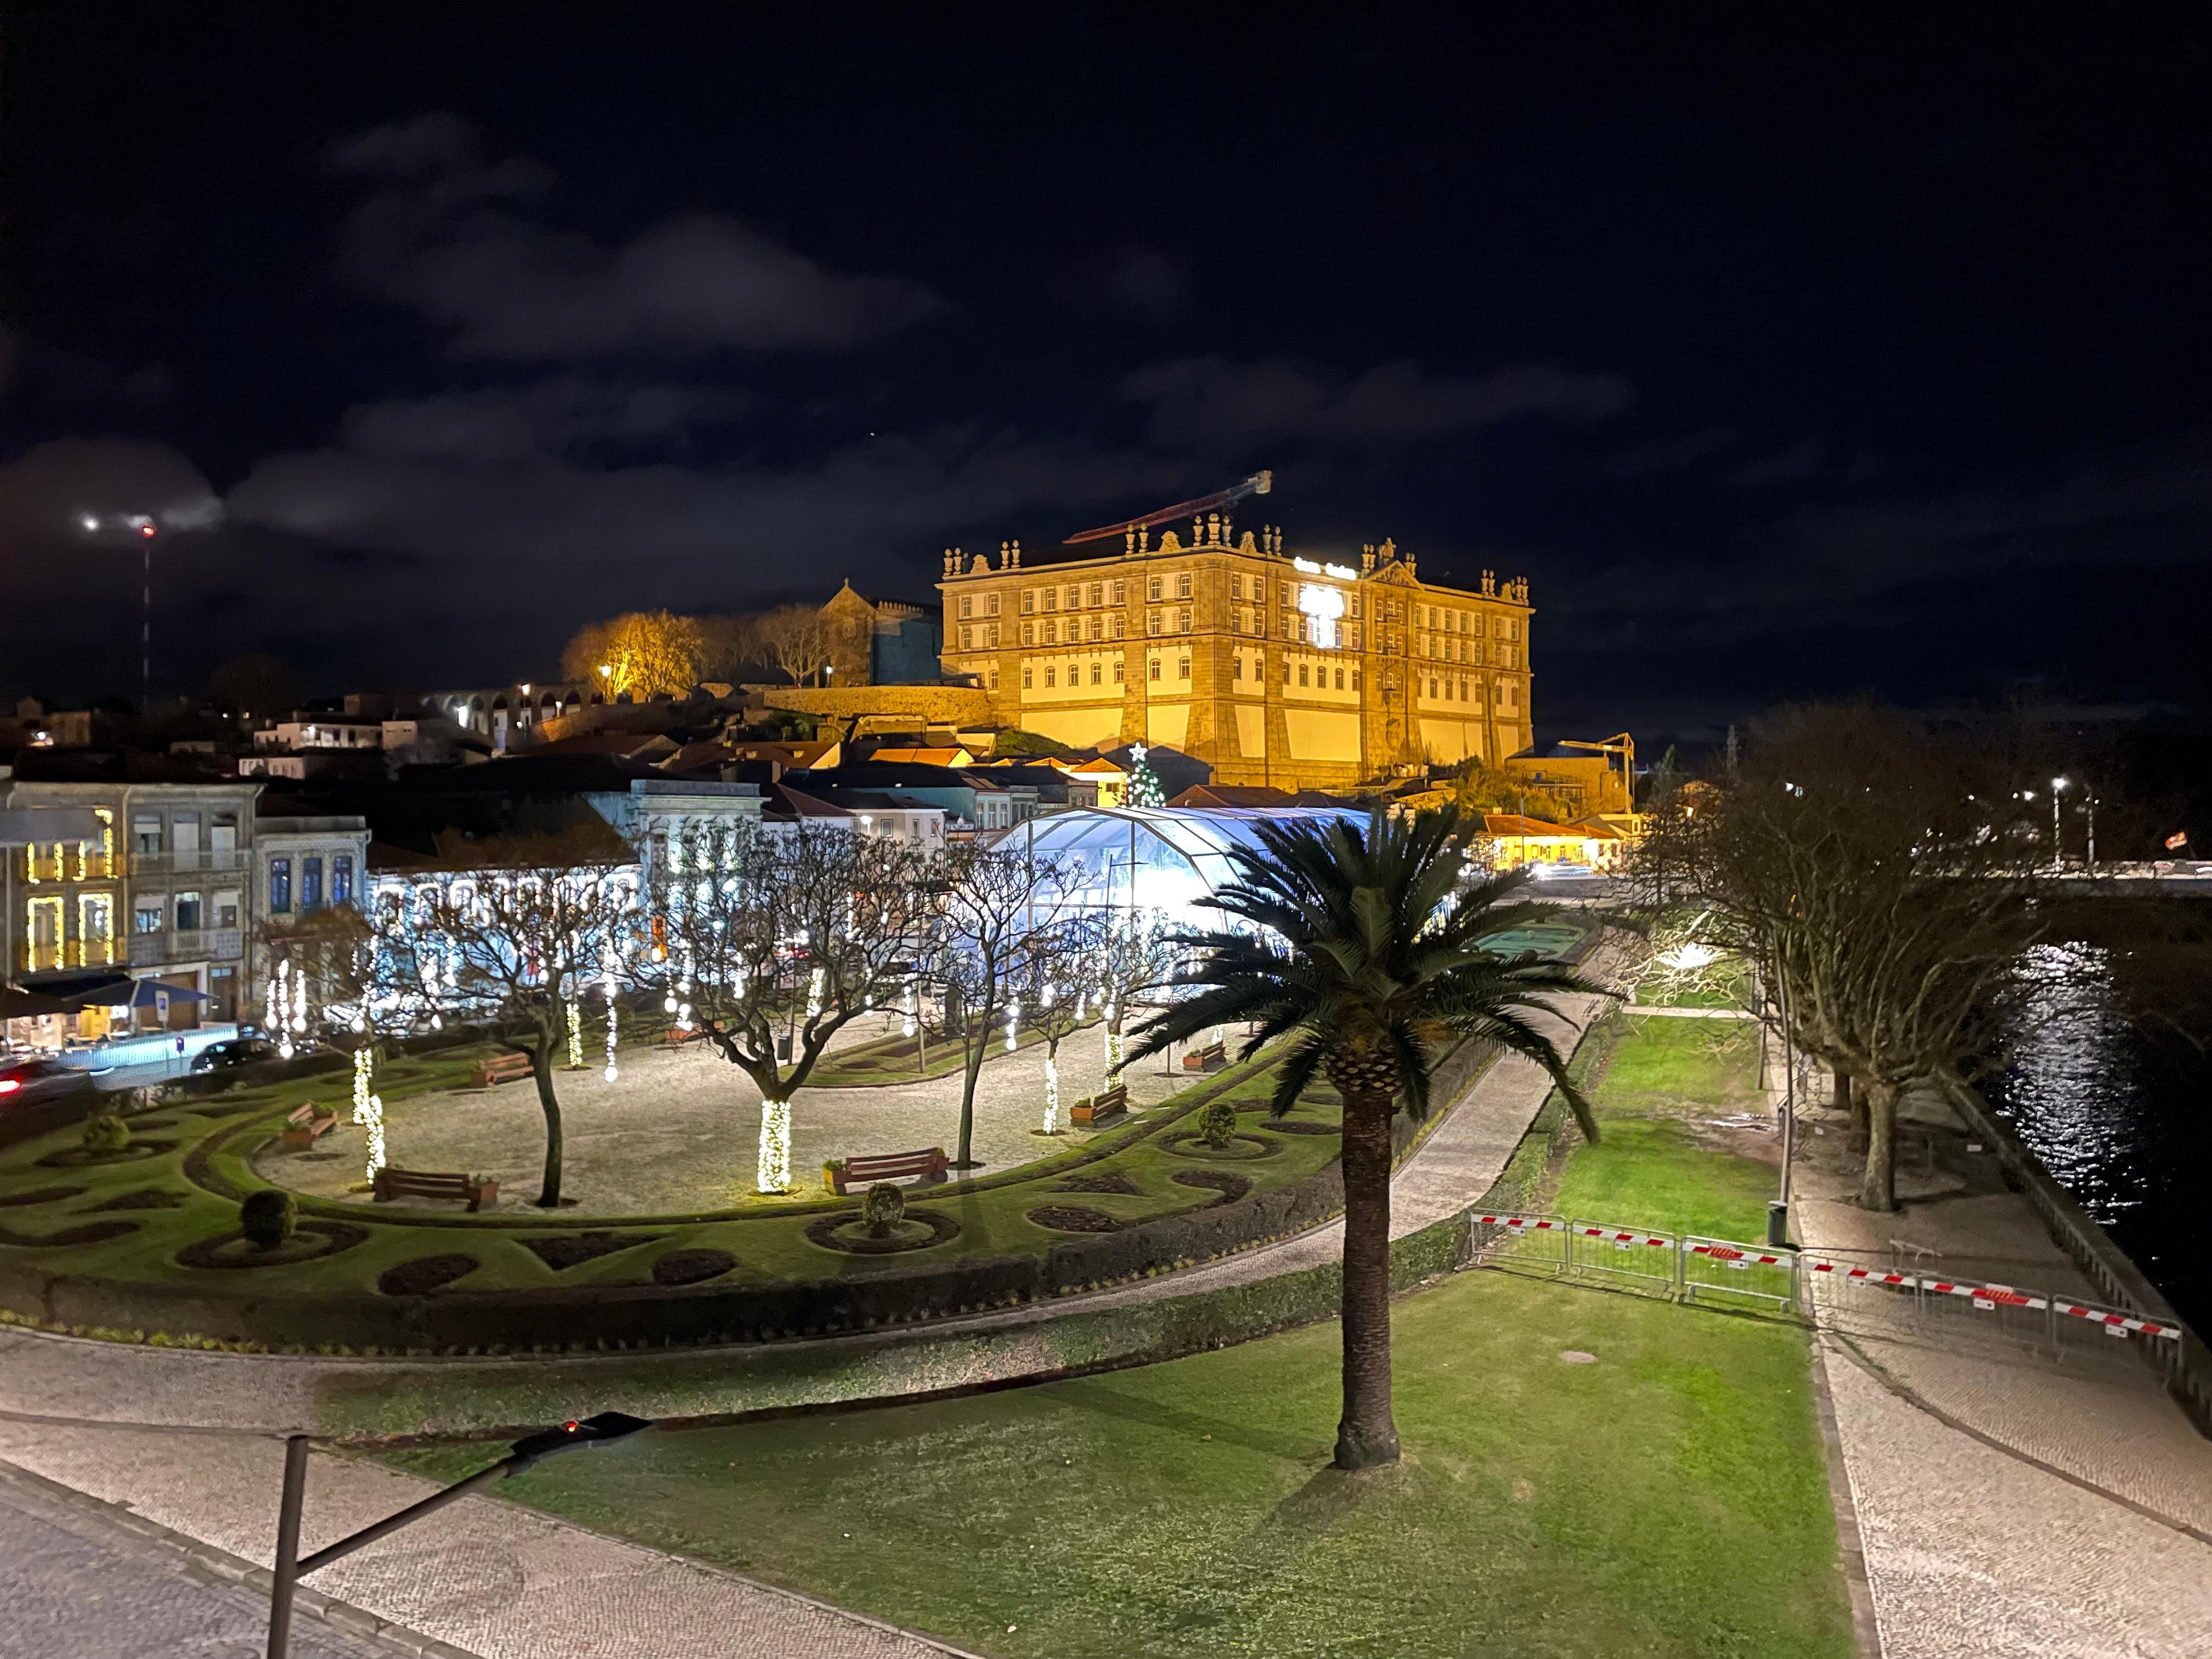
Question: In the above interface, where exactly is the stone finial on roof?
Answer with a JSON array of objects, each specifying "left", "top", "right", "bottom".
[
  {"left": 1010, "top": 539, "right": 1022, "bottom": 568},
  {"left": 1238, "top": 530, "right": 1256, "bottom": 554},
  {"left": 970, "top": 552, "right": 990, "bottom": 575},
  {"left": 1158, "top": 529, "right": 1181, "bottom": 552},
  {"left": 1362, "top": 543, "right": 1376, "bottom": 574}
]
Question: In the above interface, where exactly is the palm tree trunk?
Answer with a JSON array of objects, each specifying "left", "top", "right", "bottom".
[
  {"left": 1334, "top": 1092, "right": 1400, "bottom": 1470},
  {"left": 531, "top": 1052, "right": 564, "bottom": 1207},
  {"left": 1858, "top": 1078, "right": 1898, "bottom": 1212}
]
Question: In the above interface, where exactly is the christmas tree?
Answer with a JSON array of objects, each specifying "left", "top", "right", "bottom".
[{"left": 1125, "top": 743, "right": 1166, "bottom": 808}]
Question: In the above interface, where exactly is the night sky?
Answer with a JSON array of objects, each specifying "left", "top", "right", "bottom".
[{"left": 5, "top": 5, "right": 2210, "bottom": 749}]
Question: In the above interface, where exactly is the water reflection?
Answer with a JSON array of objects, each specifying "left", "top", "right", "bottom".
[{"left": 1989, "top": 939, "right": 2205, "bottom": 1329}]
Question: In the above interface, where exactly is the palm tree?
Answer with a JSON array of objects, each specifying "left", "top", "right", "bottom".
[{"left": 1127, "top": 808, "right": 1606, "bottom": 1470}]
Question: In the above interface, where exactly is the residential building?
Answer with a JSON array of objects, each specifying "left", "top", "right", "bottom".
[
  {"left": 1475, "top": 813, "right": 1627, "bottom": 872},
  {"left": 0, "top": 755, "right": 261, "bottom": 1024},
  {"left": 938, "top": 520, "right": 1535, "bottom": 791},
  {"left": 252, "top": 796, "right": 372, "bottom": 1025}
]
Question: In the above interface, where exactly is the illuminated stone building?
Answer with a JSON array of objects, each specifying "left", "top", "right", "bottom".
[{"left": 937, "top": 517, "right": 1533, "bottom": 790}]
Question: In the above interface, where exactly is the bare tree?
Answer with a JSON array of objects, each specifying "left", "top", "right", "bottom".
[
  {"left": 1650, "top": 706, "right": 2046, "bottom": 1210},
  {"left": 560, "top": 611, "right": 702, "bottom": 697},
  {"left": 399, "top": 827, "right": 637, "bottom": 1206},
  {"left": 639, "top": 819, "right": 936, "bottom": 1192},
  {"left": 751, "top": 603, "right": 834, "bottom": 687},
  {"left": 921, "top": 843, "right": 1085, "bottom": 1169},
  {"left": 1009, "top": 911, "right": 1109, "bottom": 1133},
  {"left": 1091, "top": 911, "right": 1182, "bottom": 1088}
]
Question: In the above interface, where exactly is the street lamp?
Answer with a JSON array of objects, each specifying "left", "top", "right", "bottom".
[{"left": 2051, "top": 778, "right": 2068, "bottom": 872}]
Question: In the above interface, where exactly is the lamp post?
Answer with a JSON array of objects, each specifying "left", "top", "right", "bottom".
[
  {"left": 265, "top": 1412, "right": 652, "bottom": 1657},
  {"left": 2051, "top": 777, "right": 2068, "bottom": 873}
]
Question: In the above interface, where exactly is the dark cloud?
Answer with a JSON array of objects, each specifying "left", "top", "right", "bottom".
[
  {"left": 340, "top": 377, "right": 753, "bottom": 462},
  {"left": 332, "top": 115, "right": 940, "bottom": 359},
  {"left": 0, "top": 438, "right": 223, "bottom": 539},
  {"left": 1066, "top": 247, "right": 1192, "bottom": 322},
  {"left": 1124, "top": 356, "right": 1635, "bottom": 450}
]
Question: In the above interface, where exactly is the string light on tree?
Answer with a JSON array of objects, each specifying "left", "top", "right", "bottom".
[
  {"left": 757, "top": 1098, "right": 791, "bottom": 1193},
  {"left": 601, "top": 947, "right": 620, "bottom": 1082},
  {"left": 1040, "top": 984, "right": 1060, "bottom": 1134},
  {"left": 566, "top": 995, "right": 584, "bottom": 1069}
]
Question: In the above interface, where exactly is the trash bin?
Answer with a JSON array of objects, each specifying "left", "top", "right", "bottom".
[{"left": 1765, "top": 1200, "right": 1791, "bottom": 1248}]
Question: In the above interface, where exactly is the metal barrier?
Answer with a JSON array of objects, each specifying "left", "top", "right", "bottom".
[
  {"left": 1682, "top": 1236, "right": 1799, "bottom": 1313},
  {"left": 1459, "top": 1206, "right": 2188, "bottom": 1375}
]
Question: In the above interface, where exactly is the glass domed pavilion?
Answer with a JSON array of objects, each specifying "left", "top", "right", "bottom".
[{"left": 1007, "top": 805, "right": 1367, "bottom": 924}]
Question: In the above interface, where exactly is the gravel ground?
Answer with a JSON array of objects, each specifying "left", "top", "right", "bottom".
[{"left": 255, "top": 1015, "right": 1198, "bottom": 1212}]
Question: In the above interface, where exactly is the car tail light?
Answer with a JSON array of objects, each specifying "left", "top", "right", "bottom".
[{"left": 0, "top": 1079, "right": 20, "bottom": 1096}]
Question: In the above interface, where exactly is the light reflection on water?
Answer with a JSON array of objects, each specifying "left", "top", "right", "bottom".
[{"left": 1988, "top": 939, "right": 2205, "bottom": 1329}]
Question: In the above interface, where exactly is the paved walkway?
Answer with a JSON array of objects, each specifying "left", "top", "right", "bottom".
[
  {"left": 1779, "top": 1058, "right": 2212, "bottom": 1656},
  {"left": 0, "top": 989, "right": 1613, "bottom": 1658}
]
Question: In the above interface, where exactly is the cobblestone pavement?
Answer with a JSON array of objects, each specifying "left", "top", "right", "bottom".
[
  {"left": 0, "top": 1459, "right": 390, "bottom": 1659},
  {"left": 0, "top": 987, "right": 1611, "bottom": 1658},
  {"left": 258, "top": 1011, "right": 1187, "bottom": 1214},
  {"left": 1779, "top": 1058, "right": 2212, "bottom": 1656}
]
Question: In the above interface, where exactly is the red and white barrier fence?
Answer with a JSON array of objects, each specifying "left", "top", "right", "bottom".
[{"left": 1472, "top": 1214, "right": 2183, "bottom": 1342}]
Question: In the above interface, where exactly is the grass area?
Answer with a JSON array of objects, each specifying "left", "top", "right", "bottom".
[
  {"left": 391, "top": 1268, "right": 1847, "bottom": 1659},
  {"left": 1549, "top": 1013, "right": 1771, "bottom": 1239},
  {"left": 0, "top": 1034, "right": 1362, "bottom": 1340},
  {"left": 380, "top": 994, "right": 1849, "bottom": 1659}
]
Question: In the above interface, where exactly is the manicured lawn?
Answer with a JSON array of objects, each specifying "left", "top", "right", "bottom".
[
  {"left": 1550, "top": 1014, "right": 1774, "bottom": 1239},
  {"left": 393, "top": 1266, "right": 1848, "bottom": 1659},
  {"left": 386, "top": 998, "right": 1849, "bottom": 1659}
]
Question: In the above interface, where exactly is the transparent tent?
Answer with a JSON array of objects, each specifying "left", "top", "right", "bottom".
[{"left": 1008, "top": 805, "right": 1367, "bottom": 924}]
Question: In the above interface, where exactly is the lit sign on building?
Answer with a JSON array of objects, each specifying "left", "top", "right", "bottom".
[
  {"left": 1292, "top": 557, "right": 1359, "bottom": 580},
  {"left": 1297, "top": 582, "right": 1346, "bottom": 648}
]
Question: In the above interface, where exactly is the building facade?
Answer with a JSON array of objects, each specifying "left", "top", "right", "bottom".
[
  {"left": 1, "top": 772, "right": 262, "bottom": 1024},
  {"left": 937, "top": 518, "right": 1533, "bottom": 791}
]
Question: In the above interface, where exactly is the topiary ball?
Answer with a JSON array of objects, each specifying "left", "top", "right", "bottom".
[
  {"left": 1199, "top": 1101, "right": 1237, "bottom": 1149},
  {"left": 81, "top": 1113, "right": 131, "bottom": 1153},
  {"left": 861, "top": 1181, "right": 905, "bottom": 1238},
  {"left": 240, "top": 1189, "right": 297, "bottom": 1251}
]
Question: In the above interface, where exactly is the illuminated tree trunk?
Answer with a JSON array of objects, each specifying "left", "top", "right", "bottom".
[
  {"left": 757, "top": 1097, "right": 792, "bottom": 1193},
  {"left": 1041, "top": 1045, "right": 1061, "bottom": 1134}
]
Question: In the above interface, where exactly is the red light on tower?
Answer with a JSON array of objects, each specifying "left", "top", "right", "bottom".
[{"left": 139, "top": 523, "right": 157, "bottom": 538}]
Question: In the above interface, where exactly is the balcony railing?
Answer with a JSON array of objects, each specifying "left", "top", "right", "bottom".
[
  {"left": 19, "top": 850, "right": 119, "bottom": 882},
  {"left": 130, "top": 848, "right": 247, "bottom": 875},
  {"left": 127, "top": 929, "right": 243, "bottom": 968},
  {"left": 17, "top": 940, "right": 121, "bottom": 973}
]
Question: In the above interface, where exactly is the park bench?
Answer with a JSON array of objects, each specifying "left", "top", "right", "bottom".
[
  {"left": 1181, "top": 1041, "right": 1228, "bottom": 1073},
  {"left": 824, "top": 1146, "right": 949, "bottom": 1195},
  {"left": 373, "top": 1166, "right": 500, "bottom": 1211},
  {"left": 468, "top": 1052, "right": 534, "bottom": 1089},
  {"left": 1070, "top": 1084, "right": 1128, "bottom": 1126},
  {"left": 281, "top": 1103, "right": 339, "bottom": 1150},
  {"left": 662, "top": 1025, "right": 710, "bottom": 1047}
]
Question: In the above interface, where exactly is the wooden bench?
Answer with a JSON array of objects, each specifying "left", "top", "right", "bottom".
[
  {"left": 1070, "top": 1084, "right": 1128, "bottom": 1126},
  {"left": 662, "top": 1025, "right": 710, "bottom": 1047},
  {"left": 281, "top": 1103, "right": 339, "bottom": 1150},
  {"left": 467, "top": 1052, "right": 534, "bottom": 1089},
  {"left": 825, "top": 1147, "right": 949, "bottom": 1195},
  {"left": 1181, "top": 1041, "right": 1228, "bottom": 1073},
  {"left": 373, "top": 1166, "right": 499, "bottom": 1210}
]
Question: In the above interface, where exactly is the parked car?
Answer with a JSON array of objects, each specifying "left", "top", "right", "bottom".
[
  {"left": 0, "top": 1057, "right": 95, "bottom": 1109},
  {"left": 1527, "top": 860, "right": 1598, "bottom": 880},
  {"left": 188, "top": 1036, "right": 281, "bottom": 1074}
]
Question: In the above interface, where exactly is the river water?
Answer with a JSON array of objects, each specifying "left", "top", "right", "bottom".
[{"left": 1984, "top": 933, "right": 2212, "bottom": 1332}]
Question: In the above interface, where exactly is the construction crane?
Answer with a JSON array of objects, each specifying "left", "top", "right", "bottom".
[
  {"left": 1063, "top": 470, "right": 1272, "bottom": 545},
  {"left": 1555, "top": 733, "right": 1637, "bottom": 814}
]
